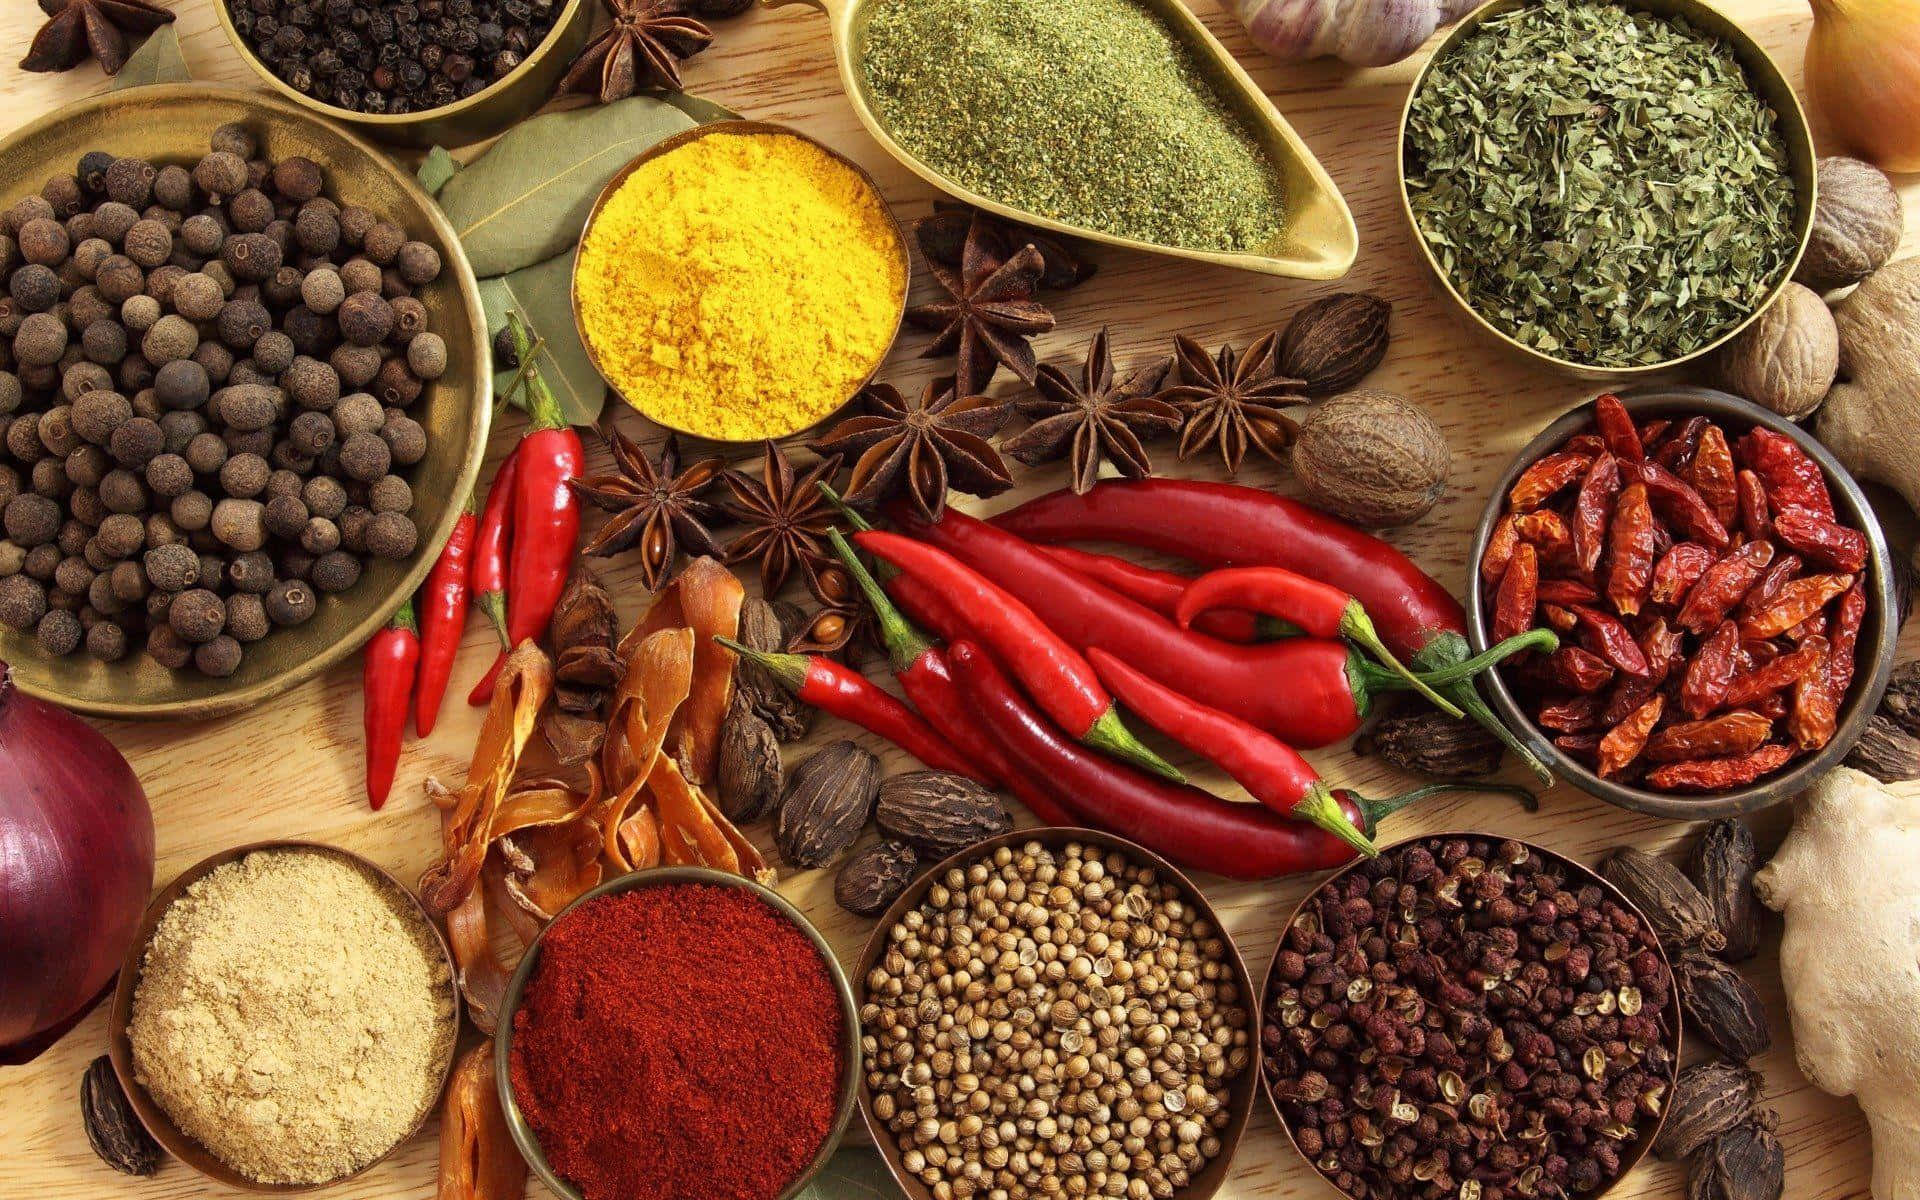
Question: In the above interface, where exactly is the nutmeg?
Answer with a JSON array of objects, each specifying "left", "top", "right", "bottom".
[
  {"left": 1713, "top": 282, "right": 1838, "bottom": 419},
  {"left": 1290, "top": 389, "right": 1448, "bottom": 527},
  {"left": 1796, "top": 157, "right": 1904, "bottom": 293}
]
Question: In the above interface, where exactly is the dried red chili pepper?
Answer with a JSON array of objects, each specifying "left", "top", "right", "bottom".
[
  {"left": 1513, "top": 510, "right": 1574, "bottom": 570},
  {"left": 1482, "top": 514, "right": 1520, "bottom": 585},
  {"left": 1651, "top": 416, "right": 1707, "bottom": 471},
  {"left": 1572, "top": 604, "right": 1650, "bottom": 676},
  {"left": 1635, "top": 419, "right": 1673, "bottom": 454},
  {"left": 1738, "top": 553, "right": 1803, "bottom": 620},
  {"left": 1742, "top": 428, "right": 1835, "bottom": 519},
  {"left": 1540, "top": 604, "right": 1578, "bottom": 633},
  {"left": 1677, "top": 541, "right": 1775, "bottom": 633},
  {"left": 1545, "top": 646, "right": 1615, "bottom": 693},
  {"left": 1598, "top": 694, "right": 1664, "bottom": 778},
  {"left": 1630, "top": 460, "right": 1729, "bottom": 551},
  {"left": 1571, "top": 453, "right": 1621, "bottom": 575},
  {"left": 1740, "top": 573, "right": 1854, "bottom": 640},
  {"left": 1564, "top": 433, "right": 1608, "bottom": 457},
  {"left": 1650, "top": 543, "right": 1715, "bottom": 607},
  {"left": 1827, "top": 579, "right": 1866, "bottom": 702},
  {"left": 1592, "top": 394, "right": 1643, "bottom": 462},
  {"left": 1644, "top": 711, "right": 1773, "bottom": 763},
  {"left": 1736, "top": 469, "right": 1771, "bottom": 541},
  {"left": 1645, "top": 744, "right": 1793, "bottom": 792},
  {"left": 1601, "top": 619, "right": 1682, "bottom": 725},
  {"left": 1538, "top": 693, "right": 1606, "bottom": 732},
  {"left": 1789, "top": 636, "right": 1840, "bottom": 752},
  {"left": 1509, "top": 451, "right": 1593, "bottom": 511},
  {"left": 1755, "top": 692, "right": 1790, "bottom": 721},
  {"left": 1786, "top": 613, "right": 1830, "bottom": 642},
  {"left": 1493, "top": 543, "right": 1539, "bottom": 642},
  {"left": 1554, "top": 732, "right": 1602, "bottom": 758},
  {"left": 1538, "top": 578, "right": 1600, "bottom": 607},
  {"left": 1773, "top": 507, "right": 1869, "bottom": 572},
  {"left": 1606, "top": 482, "right": 1658, "bottom": 616},
  {"left": 1679, "top": 621, "right": 1739, "bottom": 719},
  {"left": 1690, "top": 425, "right": 1738, "bottom": 528},
  {"left": 1724, "top": 644, "right": 1823, "bottom": 709}
]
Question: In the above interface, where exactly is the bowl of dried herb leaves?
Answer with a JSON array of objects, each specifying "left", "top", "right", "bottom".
[{"left": 1398, "top": 0, "right": 1814, "bottom": 378}]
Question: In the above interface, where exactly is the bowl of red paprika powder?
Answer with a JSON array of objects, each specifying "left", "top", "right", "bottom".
[{"left": 494, "top": 867, "right": 861, "bottom": 1200}]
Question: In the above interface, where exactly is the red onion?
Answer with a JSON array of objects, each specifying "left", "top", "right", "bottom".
[{"left": 0, "top": 663, "right": 152, "bottom": 1065}]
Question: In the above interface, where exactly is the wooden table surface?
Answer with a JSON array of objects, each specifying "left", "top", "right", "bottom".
[{"left": 3, "top": 2, "right": 1913, "bottom": 1198}]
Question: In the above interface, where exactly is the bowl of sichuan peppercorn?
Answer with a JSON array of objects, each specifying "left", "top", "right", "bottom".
[
  {"left": 1262, "top": 834, "right": 1683, "bottom": 1200},
  {"left": 0, "top": 84, "right": 490, "bottom": 720},
  {"left": 1468, "top": 387, "right": 1897, "bottom": 819}
]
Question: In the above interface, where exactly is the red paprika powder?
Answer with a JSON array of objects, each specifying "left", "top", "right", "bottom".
[{"left": 509, "top": 883, "right": 844, "bottom": 1200}]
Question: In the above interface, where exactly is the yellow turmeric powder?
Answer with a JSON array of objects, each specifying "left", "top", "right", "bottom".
[{"left": 575, "top": 129, "right": 907, "bottom": 441}]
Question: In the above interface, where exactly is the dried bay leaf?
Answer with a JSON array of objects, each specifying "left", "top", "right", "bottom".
[
  {"left": 664, "top": 92, "right": 744, "bottom": 124},
  {"left": 478, "top": 251, "right": 606, "bottom": 425},
  {"left": 109, "top": 24, "right": 187, "bottom": 89},
  {"left": 417, "top": 145, "right": 459, "bottom": 198},
  {"left": 437, "top": 97, "right": 697, "bottom": 277}
]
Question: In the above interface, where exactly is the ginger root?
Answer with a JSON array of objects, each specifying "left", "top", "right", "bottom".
[
  {"left": 1817, "top": 257, "right": 1920, "bottom": 515},
  {"left": 1753, "top": 767, "right": 1920, "bottom": 1200}
]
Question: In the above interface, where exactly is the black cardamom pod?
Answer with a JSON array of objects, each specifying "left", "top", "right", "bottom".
[
  {"left": 734, "top": 597, "right": 815, "bottom": 742},
  {"left": 875, "top": 771, "right": 1013, "bottom": 859},
  {"left": 1689, "top": 1114, "right": 1784, "bottom": 1200},
  {"left": 1843, "top": 713, "right": 1920, "bottom": 784},
  {"left": 81, "top": 1056, "right": 160, "bottom": 1176},
  {"left": 776, "top": 740, "right": 879, "bottom": 868},
  {"left": 1654, "top": 1059, "right": 1760, "bottom": 1160},
  {"left": 715, "top": 691, "right": 782, "bottom": 823},
  {"left": 1602, "top": 847, "right": 1727, "bottom": 954},
  {"left": 1687, "top": 820, "right": 1763, "bottom": 962},
  {"left": 1361, "top": 706, "right": 1504, "bottom": 778},
  {"left": 835, "top": 840, "right": 919, "bottom": 917},
  {"left": 1674, "top": 952, "right": 1772, "bottom": 1060}
]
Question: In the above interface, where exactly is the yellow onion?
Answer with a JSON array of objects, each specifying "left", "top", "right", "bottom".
[{"left": 1806, "top": 0, "right": 1920, "bottom": 173}]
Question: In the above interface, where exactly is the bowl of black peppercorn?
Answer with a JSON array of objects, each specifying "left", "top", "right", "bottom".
[{"left": 0, "top": 84, "right": 490, "bottom": 720}]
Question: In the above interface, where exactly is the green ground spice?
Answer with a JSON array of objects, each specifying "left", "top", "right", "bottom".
[
  {"left": 1404, "top": 0, "right": 1798, "bottom": 368},
  {"left": 859, "top": 0, "right": 1287, "bottom": 253}
]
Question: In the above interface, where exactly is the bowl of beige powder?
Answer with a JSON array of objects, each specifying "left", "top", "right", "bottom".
[{"left": 109, "top": 842, "right": 458, "bottom": 1190}]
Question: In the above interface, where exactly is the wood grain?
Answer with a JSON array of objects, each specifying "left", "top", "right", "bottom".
[{"left": 1, "top": 3, "right": 1912, "bottom": 1199}]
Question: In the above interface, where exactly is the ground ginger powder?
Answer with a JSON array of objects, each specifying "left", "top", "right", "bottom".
[
  {"left": 576, "top": 129, "right": 906, "bottom": 441},
  {"left": 128, "top": 847, "right": 455, "bottom": 1185}
]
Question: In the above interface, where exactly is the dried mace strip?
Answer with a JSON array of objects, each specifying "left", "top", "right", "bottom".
[
  {"left": 874, "top": 770, "right": 1012, "bottom": 859},
  {"left": 1688, "top": 820, "right": 1763, "bottom": 962},
  {"left": 1674, "top": 952, "right": 1773, "bottom": 1061},
  {"left": 1603, "top": 847, "right": 1727, "bottom": 954},
  {"left": 1690, "top": 1115, "right": 1785, "bottom": 1200},
  {"left": 1655, "top": 1060, "right": 1761, "bottom": 1160},
  {"left": 834, "top": 839, "right": 918, "bottom": 917},
  {"left": 81, "top": 1056, "right": 159, "bottom": 1177},
  {"left": 776, "top": 740, "right": 879, "bottom": 867}
]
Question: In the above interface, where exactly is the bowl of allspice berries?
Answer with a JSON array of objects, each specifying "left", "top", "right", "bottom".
[{"left": 0, "top": 84, "right": 489, "bottom": 719}]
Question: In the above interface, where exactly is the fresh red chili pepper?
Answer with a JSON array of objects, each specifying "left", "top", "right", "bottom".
[
  {"left": 1592, "top": 394, "right": 1643, "bottom": 462},
  {"left": 413, "top": 493, "right": 475, "bottom": 737},
  {"left": 1036, "top": 545, "right": 1286, "bottom": 643},
  {"left": 855, "top": 528, "right": 1182, "bottom": 782},
  {"left": 951, "top": 641, "right": 1366, "bottom": 880},
  {"left": 1175, "top": 567, "right": 1461, "bottom": 716},
  {"left": 363, "top": 598, "right": 418, "bottom": 811},
  {"left": 716, "top": 637, "right": 985, "bottom": 782},
  {"left": 471, "top": 446, "right": 519, "bottom": 648}
]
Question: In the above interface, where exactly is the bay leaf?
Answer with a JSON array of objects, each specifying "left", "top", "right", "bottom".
[
  {"left": 417, "top": 146, "right": 458, "bottom": 198},
  {"left": 478, "top": 249, "right": 605, "bottom": 426},
  {"left": 110, "top": 25, "right": 188, "bottom": 89},
  {"left": 665, "top": 92, "right": 744, "bottom": 124},
  {"left": 790, "top": 1147, "right": 901, "bottom": 1200},
  {"left": 437, "top": 97, "right": 696, "bottom": 277}
]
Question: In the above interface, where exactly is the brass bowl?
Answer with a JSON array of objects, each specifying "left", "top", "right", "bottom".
[
  {"left": 572, "top": 120, "right": 909, "bottom": 443},
  {"left": 0, "top": 84, "right": 491, "bottom": 721},
  {"left": 766, "top": 0, "right": 1357, "bottom": 281},
  {"left": 494, "top": 866, "right": 862, "bottom": 1200},
  {"left": 108, "top": 840, "right": 461, "bottom": 1192},
  {"left": 211, "top": 0, "right": 596, "bottom": 149},
  {"left": 1260, "top": 833, "right": 1685, "bottom": 1200},
  {"left": 1397, "top": 0, "right": 1816, "bottom": 380},
  {"left": 855, "top": 828, "right": 1263, "bottom": 1200}
]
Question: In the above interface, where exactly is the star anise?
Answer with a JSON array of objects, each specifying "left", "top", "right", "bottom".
[
  {"left": 915, "top": 203, "right": 1096, "bottom": 292},
  {"left": 1003, "top": 328, "right": 1179, "bottom": 495},
  {"left": 559, "top": 0, "right": 712, "bottom": 104},
  {"left": 906, "top": 212, "right": 1055, "bottom": 398},
  {"left": 21, "top": 0, "right": 174, "bottom": 74},
  {"left": 1160, "top": 332, "right": 1308, "bottom": 475},
  {"left": 721, "top": 440, "right": 842, "bottom": 598},
  {"left": 788, "top": 557, "right": 875, "bottom": 659},
  {"left": 569, "top": 430, "right": 726, "bottom": 592},
  {"left": 808, "top": 380, "right": 1013, "bottom": 522}
]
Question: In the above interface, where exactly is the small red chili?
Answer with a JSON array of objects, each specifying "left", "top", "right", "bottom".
[
  {"left": 470, "top": 446, "right": 519, "bottom": 648},
  {"left": 363, "top": 599, "right": 419, "bottom": 811},
  {"left": 413, "top": 493, "right": 474, "bottom": 737},
  {"left": 1036, "top": 544, "right": 1286, "bottom": 643}
]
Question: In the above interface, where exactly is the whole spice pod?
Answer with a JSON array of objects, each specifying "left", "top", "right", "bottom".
[
  {"left": 81, "top": 1056, "right": 159, "bottom": 1177},
  {"left": 1603, "top": 847, "right": 1727, "bottom": 954},
  {"left": 1689, "top": 1114, "right": 1785, "bottom": 1200},
  {"left": 1655, "top": 1059, "right": 1761, "bottom": 1160},
  {"left": 716, "top": 692, "right": 782, "bottom": 823},
  {"left": 776, "top": 740, "right": 880, "bottom": 868},
  {"left": 735, "top": 597, "right": 815, "bottom": 742},
  {"left": 835, "top": 839, "right": 919, "bottom": 917},
  {"left": 1275, "top": 292, "right": 1392, "bottom": 396},
  {"left": 875, "top": 771, "right": 1013, "bottom": 859},
  {"left": 1674, "top": 952, "right": 1773, "bottom": 1060},
  {"left": 1687, "top": 820, "right": 1764, "bottom": 962},
  {"left": 1843, "top": 713, "right": 1920, "bottom": 783},
  {"left": 1361, "top": 705, "right": 1504, "bottom": 778},
  {"left": 1879, "top": 660, "right": 1920, "bottom": 740}
]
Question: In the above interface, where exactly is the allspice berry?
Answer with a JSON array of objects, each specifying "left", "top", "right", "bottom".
[
  {"left": 169, "top": 588, "right": 226, "bottom": 643},
  {"left": 337, "top": 292, "right": 394, "bottom": 346},
  {"left": 1292, "top": 390, "right": 1450, "bottom": 528},
  {"left": 265, "top": 578, "right": 316, "bottom": 625}
]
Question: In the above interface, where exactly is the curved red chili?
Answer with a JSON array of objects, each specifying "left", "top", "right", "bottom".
[
  {"left": 950, "top": 641, "right": 1361, "bottom": 880},
  {"left": 856, "top": 528, "right": 1182, "bottom": 782},
  {"left": 413, "top": 496, "right": 475, "bottom": 737},
  {"left": 363, "top": 599, "right": 419, "bottom": 811},
  {"left": 1035, "top": 545, "right": 1278, "bottom": 643},
  {"left": 471, "top": 447, "right": 519, "bottom": 649}
]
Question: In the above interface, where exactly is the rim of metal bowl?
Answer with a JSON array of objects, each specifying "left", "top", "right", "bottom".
[
  {"left": 108, "top": 840, "right": 461, "bottom": 1192},
  {"left": 852, "top": 827, "right": 1263, "bottom": 1200},
  {"left": 1466, "top": 386, "right": 1898, "bottom": 819},
  {"left": 569, "top": 120, "right": 911, "bottom": 446},
  {"left": 1395, "top": 0, "right": 1816, "bottom": 379},
  {"left": 1258, "top": 832, "right": 1684, "bottom": 1200},
  {"left": 493, "top": 866, "right": 863, "bottom": 1200}
]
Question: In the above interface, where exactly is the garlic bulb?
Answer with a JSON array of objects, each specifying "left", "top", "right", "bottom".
[
  {"left": 1230, "top": 0, "right": 1480, "bottom": 67},
  {"left": 1806, "top": 0, "right": 1920, "bottom": 173}
]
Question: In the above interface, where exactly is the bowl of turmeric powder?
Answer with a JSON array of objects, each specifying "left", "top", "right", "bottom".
[{"left": 572, "top": 122, "right": 910, "bottom": 443}]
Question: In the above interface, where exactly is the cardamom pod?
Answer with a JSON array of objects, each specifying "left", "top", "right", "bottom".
[
  {"left": 1275, "top": 292, "right": 1392, "bottom": 396},
  {"left": 1674, "top": 952, "right": 1772, "bottom": 1061},
  {"left": 835, "top": 839, "right": 919, "bottom": 916},
  {"left": 1602, "top": 847, "right": 1727, "bottom": 954},
  {"left": 776, "top": 740, "right": 879, "bottom": 868},
  {"left": 1687, "top": 820, "right": 1763, "bottom": 962},
  {"left": 1654, "top": 1060, "right": 1760, "bottom": 1160},
  {"left": 875, "top": 771, "right": 1013, "bottom": 859},
  {"left": 1688, "top": 1114, "right": 1784, "bottom": 1200},
  {"left": 1844, "top": 712, "right": 1920, "bottom": 783},
  {"left": 1361, "top": 706, "right": 1503, "bottom": 778},
  {"left": 735, "top": 597, "right": 814, "bottom": 742},
  {"left": 81, "top": 1055, "right": 159, "bottom": 1177},
  {"left": 716, "top": 692, "right": 781, "bottom": 823}
]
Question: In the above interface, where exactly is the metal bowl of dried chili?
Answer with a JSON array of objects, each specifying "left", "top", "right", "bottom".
[
  {"left": 1467, "top": 386, "right": 1898, "bottom": 819},
  {"left": 494, "top": 866, "right": 860, "bottom": 1200}
]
